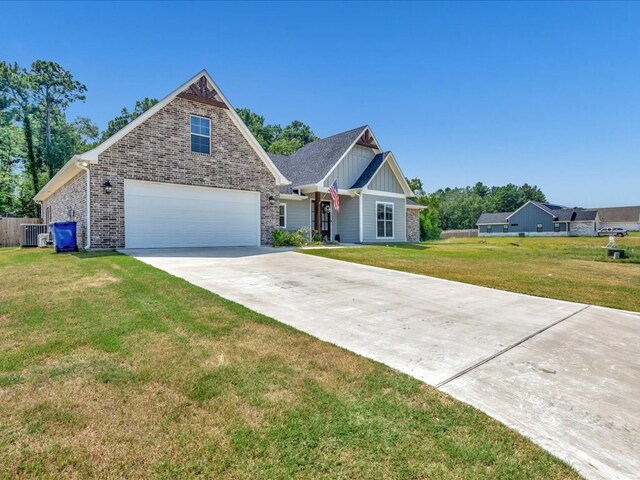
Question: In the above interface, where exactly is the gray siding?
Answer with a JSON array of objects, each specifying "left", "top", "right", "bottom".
[
  {"left": 335, "top": 195, "right": 359, "bottom": 243},
  {"left": 362, "top": 194, "right": 406, "bottom": 243},
  {"left": 281, "top": 198, "right": 310, "bottom": 232},
  {"left": 324, "top": 145, "right": 376, "bottom": 188},
  {"left": 369, "top": 162, "right": 403, "bottom": 193},
  {"left": 507, "top": 203, "right": 557, "bottom": 232},
  {"left": 479, "top": 222, "right": 567, "bottom": 234}
]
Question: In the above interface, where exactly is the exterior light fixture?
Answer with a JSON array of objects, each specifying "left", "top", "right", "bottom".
[
  {"left": 103, "top": 180, "right": 113, "bottom": 194},
  {"left": 268, "top": 195, "right": 275, "bottom": 206},
  {"left": 80, "top": 160, "right": 89, "bottom": 167}
]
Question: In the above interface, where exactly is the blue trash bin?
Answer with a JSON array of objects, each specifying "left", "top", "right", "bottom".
[{"left": 50, "top": 221, "right": 78, "bottom": 253}]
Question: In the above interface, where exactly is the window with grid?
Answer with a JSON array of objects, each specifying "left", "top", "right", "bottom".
[
  {"left": 486, "top": 225, "right": 493, "bottom": 233},
  {"left": 537, "top": 223, "right": 543, "bottom": 232},
  {"left": 279, "top": 204, "right": 286, "bottom": 228},
  {"left": 503, "top": 224, "right": 508, "bottom": 233},
  {"left": 190, "top": 115, "right": 211, "bottom": 154},
  {"left": 376, "top": 202, "right": 394, "bottom": 238}
]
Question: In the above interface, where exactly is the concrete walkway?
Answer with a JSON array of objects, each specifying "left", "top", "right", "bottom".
[{"left": 124, "top": 247, "right": 640, "bottom": 480}]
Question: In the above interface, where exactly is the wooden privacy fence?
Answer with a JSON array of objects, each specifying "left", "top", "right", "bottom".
[
  {"left": 0, "top": 217, "right": 43, "bottom": 247},
  {"left": 440, "top": 229, "right": 478, "bottom": 239}
]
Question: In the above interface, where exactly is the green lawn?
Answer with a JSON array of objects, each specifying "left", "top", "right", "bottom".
[
  {"left": 0, "top": 248, "right": 578, "bottom": 479},
  {"left": 303, "top": 236, "right": 640, "bottom": 312}
]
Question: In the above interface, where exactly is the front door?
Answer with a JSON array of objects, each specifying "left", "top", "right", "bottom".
[{"left": 311, "top": 200, "right": 331, "bottom": 240}]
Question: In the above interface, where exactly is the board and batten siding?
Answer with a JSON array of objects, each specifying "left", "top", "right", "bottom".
[
  {"left": 507, "top": 203, "right": 556, "bottom": 232},
  {"left": 323, "top": 145, "right": 376, "bottom": 188},
  {"left": 335, "top": 195, "right": 360, "bottom": 243},
  {"left": 362, "top": 194, "right": 406, "bottom": 243},
  {"left": 478, "top": 222, "right": 567, "bottom": 234},
  {"left": 281, "top": 198, "right": 311, "bottom": 232},
  {"left": 369, "top": 162, "right": 404, "bottom": 194}
]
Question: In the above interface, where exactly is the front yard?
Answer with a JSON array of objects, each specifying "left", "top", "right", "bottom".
[
  {"left": 303, "top": 236, "right": 640, "bottom": 312},
  {"left": 0, "top": 248, "right": 578, "bottom": 479}
]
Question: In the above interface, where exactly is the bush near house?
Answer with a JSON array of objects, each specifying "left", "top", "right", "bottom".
[{"left": 272, "top": 227, "right": 310, "bottom": 247}]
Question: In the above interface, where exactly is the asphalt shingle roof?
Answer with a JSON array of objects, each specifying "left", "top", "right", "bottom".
[
  {"left": 593, "top": 206, "right": 640, "bottom": 223},
  {"left": 477, "top": 212, "right": 511, "bottom": 224},
  {"left": 268, "top": 126, "right": 367, "bottom": 188},
  {"left": 554, "top": 209, "right": 598, "bottom": 222},
  {"left": 478, "top": 207, "right": 599, "bottom": 225},
  {"left": 351, "top": 152, "right": 388, "bottom": 189}
]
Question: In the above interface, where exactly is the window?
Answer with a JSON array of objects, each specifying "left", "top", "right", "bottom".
[
  {"left": 511, "top": 223, "right": 519, "bottom": 227},
  {"left": 486, "top": 225, "right": 493, "bottom": 233},
  {"left": 503, "top": 224, "right": 509, "bottom": 233},
  {"left": 45, "top": 206, "right": 51, "bottom": 224},
  {"left": 537, "top": 223, "right": 543, "bottom": 232},
  {"left": 190, "top": 115, "right": 210, "bottom": 154},
  {"left": 279, "top": 204, "right": 286, "bottom": 228},
  {"left": 376, "top": 202, "right": 394, "bottom": 238},
  {"left": 554, "top": 223, "right": 560, "bottom": 232}
]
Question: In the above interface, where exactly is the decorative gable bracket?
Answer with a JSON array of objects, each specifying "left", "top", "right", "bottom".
[
  {"left": 356, "top": 129, "right": 379, "bottom": 149},
  {"left": 176, "top": 75, "right": 229, "bottom": 110}
]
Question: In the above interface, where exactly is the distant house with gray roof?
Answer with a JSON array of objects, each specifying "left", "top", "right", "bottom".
[{"left": 476, "top": 200, "right": 640, "bottom": 237}]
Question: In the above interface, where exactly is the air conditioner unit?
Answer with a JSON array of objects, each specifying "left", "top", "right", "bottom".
[
  {"left": 37, "top": 232, "right": 51, "bottom": 248},
  {"left": 20, "top": 224, "right": 49, "bottom": 247}
]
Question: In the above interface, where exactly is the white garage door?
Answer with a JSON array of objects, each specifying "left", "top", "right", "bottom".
[{"left": 124, "top": 180, "right": 260, "bottom": 248}]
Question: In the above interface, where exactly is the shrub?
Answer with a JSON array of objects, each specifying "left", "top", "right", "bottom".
[
  {"left": 272, "top": 228, "right": 287, "bottom": 247},
  {"left": 272, "top": 227, "right": 310, "bottom": 247}
]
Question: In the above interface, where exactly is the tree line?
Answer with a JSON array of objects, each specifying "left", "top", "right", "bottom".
[{"left": 406, "top": 179, "right": 547, "bottom": 240}]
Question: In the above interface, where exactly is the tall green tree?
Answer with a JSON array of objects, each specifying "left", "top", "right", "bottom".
[
  {"left": 0, "top": 105, "right": 24, "bottom": 214},
  {"left": 236, "top": 108, "right": 318, "bottom": 154},
  {"left": 0, "top": 60, "right": 93, "bottom": 216},
  {"left": 30, "top": 61, "right": 87, "bottom": 177},
  {"left": 22, "top": 114, "right": 40, "bottom": 199},
  {"left": 101, "top": 97, "right": 158, "bottom": 141}
]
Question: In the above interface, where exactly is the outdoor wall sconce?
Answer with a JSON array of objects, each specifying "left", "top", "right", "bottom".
[
  {"left": 102, "top": 180, "right": 113, "bottom": 194},
  {"left": 268, "top": 195, "right": 275, "bottom": 206}
]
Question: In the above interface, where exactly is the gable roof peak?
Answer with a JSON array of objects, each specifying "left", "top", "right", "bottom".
[{"left": 35, "top": 69, "right": 289, "bottom": 201}]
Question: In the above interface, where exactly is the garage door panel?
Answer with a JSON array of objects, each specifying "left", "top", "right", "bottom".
[{"left": 124, "top": 180, "right": 260, "bottom": 248}]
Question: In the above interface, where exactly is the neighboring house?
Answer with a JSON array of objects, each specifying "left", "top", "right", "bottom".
[
  {"left": 34, "top": 70, "right": 424, "bottom": 249},
  {"left": 594, "top": 206, "right": 640, "bottom": 232},
  {"left": 477, "top": 201, "right": 640, "bottom": 237},
  {"left": 477, "top": 201, "right": 599, "bottom": 236}
]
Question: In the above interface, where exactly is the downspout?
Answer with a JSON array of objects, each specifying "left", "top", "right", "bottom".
[
  {"left": 75, "top": 160, "right": 91, "bottom": 250},
  {"left": 356, "top": 190, "right": 363, "bottom": 243}
]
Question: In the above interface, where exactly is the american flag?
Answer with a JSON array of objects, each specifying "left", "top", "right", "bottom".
[{"left": 328, "top": 179, "right": 340, "bottom": 212}]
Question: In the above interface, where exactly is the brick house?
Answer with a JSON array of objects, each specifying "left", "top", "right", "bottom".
[{"left": 34, "top": 70, "right": 423, "bottom": 249}]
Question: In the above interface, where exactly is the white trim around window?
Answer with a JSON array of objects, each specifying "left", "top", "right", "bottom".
[
  {"left": 279, "top": 203, "right": 286, "bottom": 229},
  {"left": 190, "top": 114, "right": 211, "bottom": 154},
  {"left": 375, "top": 201, "right": 394, "bottom": 239}
]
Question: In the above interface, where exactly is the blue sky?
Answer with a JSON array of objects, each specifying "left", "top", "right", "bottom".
[{"left": 2, "top": 1, "right": 639, "bottom": 207}]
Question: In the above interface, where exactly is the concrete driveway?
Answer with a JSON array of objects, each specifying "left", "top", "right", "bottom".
[{"left": 124, "top": 247, "right": 640, "bottom": 480}]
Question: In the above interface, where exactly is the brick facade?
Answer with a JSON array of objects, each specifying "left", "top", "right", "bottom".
[
  {"left": 406, "top": 208, "right": 420, "bottom": 242},
  {"left": 44, "top": 95, "right": 279, "bottom": 249},
  {"left": 41, "top": 171, "right": 87, "bottom": 248}
]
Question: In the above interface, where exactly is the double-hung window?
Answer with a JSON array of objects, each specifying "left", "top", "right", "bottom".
[
  {"left": 486, "top": 225, "right": 493, "bottom": 233},
  {"left": 279, "top": 204, "right": 286, "bottom": 228},
  {"left": 536, "top": 223, "right": 543, "bottom": 232},
  {"left": 376, "top": 202, "right": 394, "bottom": 238},
  {"left": 503, "top": 224, "right": 509, "bottom": 233},
  {"left": 190, "top": 115, "right": 210, "bottom": 154}
]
